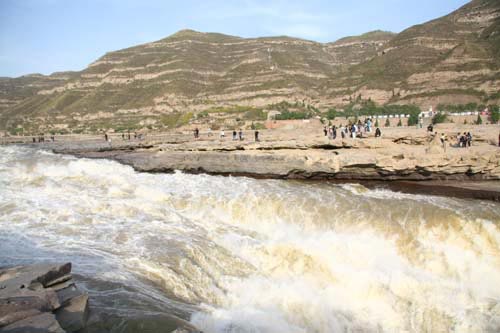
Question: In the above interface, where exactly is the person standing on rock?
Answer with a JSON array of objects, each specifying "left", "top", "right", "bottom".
[
  {"left": 232, "top": 130, "right": 237, "bottom": 140},
  {"left": 333, "top": 126, "right": 337, "bottom": 140},
  {"left": 464, "top": 132, "right": 469, "bottom": 147},
  {"left": 375, "top": 127, "right": 381, "bottom": 137},
  {"left": 467, "top": 132, "right": 472, "bottom": 147},
  {"left": 104, "top": 133, "right": 108, "bottom": 142},
  {"left": 255, "top": 130, "right": 259, "bottom": 142},
  {"left": 239, "top": 129, "right": 243, "bottom": 141},
  {"left": 440, "top": 133, "right": 447, "bottom": 152},
  {"left": 220, "top": 129, "right": 225, "bottom": 139}
]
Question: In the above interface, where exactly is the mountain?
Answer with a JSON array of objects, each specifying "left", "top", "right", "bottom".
[
  {"left": 336, "top": 0, "right": 500, "bottom": 105},
  {"left": 0, "top": 29, "right": 393, "bottom": 133},
  {"left": 0, "top": 72, "right": 76, "bottom": 112},
  {"left": 326, "top": 30, "right": 395, "bottom": 66},
  {"left": 0, "top": 0, "right": 498, "bottom": 134}
]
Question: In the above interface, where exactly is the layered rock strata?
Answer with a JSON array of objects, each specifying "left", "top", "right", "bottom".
[
  {"left": 0, "top": 263, "right": 88, "bottom": 333},
  {"left": 2, "top": 1, "right": 498, "bottom": 134}
]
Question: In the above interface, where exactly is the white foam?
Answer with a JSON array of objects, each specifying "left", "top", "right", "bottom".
[{"left": 0, "top": 146, "right": 499, "bottom": 332}]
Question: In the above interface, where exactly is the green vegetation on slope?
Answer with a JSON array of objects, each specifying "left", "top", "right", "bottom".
[{"left": 327, "top": 100, "right": 421, "bottom": 118}]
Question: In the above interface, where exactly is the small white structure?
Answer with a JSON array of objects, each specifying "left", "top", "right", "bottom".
[{"left": 267, "top": 110, "right": 281, "bottom": 120}]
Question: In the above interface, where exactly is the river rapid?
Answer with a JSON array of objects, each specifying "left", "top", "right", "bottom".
[{"left": 1, "top": 146, "right": 499, "bottom": 332}]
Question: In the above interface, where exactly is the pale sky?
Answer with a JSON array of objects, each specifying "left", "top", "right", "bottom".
[{"left": 0, "top": 0, "right": 470, "bottom": 77}]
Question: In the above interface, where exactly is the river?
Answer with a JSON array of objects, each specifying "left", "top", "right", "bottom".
[{"left": 1, "top": 146, "right": 499, "bottom": 332}]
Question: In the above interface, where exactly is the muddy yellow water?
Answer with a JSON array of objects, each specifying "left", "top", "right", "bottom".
[{"left": 1, "top": 146, "right": 499, "bottom": 332}]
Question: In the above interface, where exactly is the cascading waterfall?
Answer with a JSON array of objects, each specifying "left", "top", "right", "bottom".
[{"left": 1, "top": 146, "right": 499, "bottom": 332}]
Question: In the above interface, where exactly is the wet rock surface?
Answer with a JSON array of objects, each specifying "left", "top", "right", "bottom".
[
  {"left": 0, "top": 264, "right": 203, "bottom": 333},
  {"left": 0, "top": 263, "right": 88, "bottom": 333}
]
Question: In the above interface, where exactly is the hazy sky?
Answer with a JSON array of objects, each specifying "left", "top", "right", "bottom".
[{"left": 0, "top": 0, "right": 470, "bottom": 77}]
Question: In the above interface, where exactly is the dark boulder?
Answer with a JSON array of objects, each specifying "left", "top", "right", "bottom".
[
  {"left": 0, "top": 312, "right": 65, "bottom": 333},
  {"left": 54, "top": 294, "right": 89, "bottom": 332}
]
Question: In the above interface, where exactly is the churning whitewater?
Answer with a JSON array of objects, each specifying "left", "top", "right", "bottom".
[{"left": 1, "top": 146, "right": 500, "bottom": 332}]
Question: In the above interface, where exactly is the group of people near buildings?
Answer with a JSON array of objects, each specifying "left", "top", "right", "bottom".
[{"left": 323, "top": 118, "right": 381, "bottom": 140}]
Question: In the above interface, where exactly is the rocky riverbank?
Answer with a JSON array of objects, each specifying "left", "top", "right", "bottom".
[
  {"left": 0, "top": 262, "right": 206, "bottom": 333},
  {"left": 17, "top": 124, "right": 500, "bottom": 200},
  {"left": 0, "top": 263, "right": 88, "bottom": 333}
]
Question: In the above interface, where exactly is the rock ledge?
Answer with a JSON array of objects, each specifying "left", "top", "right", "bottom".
[{"left": 0, "top": 263, "right": 89, "bottom": 333}]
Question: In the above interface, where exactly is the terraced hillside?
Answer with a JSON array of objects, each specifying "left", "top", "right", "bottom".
[
  {"left": 0, "top": 0, "right": 498, "bottom": 134},
  {"left": 335, "top": 0, "right": 500, "bottom": 106},
  {"left": 0, "top": 29, "right": 393, "bottom": 134},
  {"left": 0, "top": 72, "right": 76, "bottom": 112}
]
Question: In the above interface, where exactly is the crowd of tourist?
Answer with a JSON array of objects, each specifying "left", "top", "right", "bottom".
[
  {"left": 191, "top": 127, "right": 260, "bottom": 142},
  {"left": 456, "top": 132, "right": 472, "bottom": 148},
  {"left": 323, "top": 118, "right": 381, "bottom": 140},
  {"left": 31, "top": 134, "right": 55, "bottom": 143},
  {"left": 27, "top": 117, "right": 498, "bottom": 149}
]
